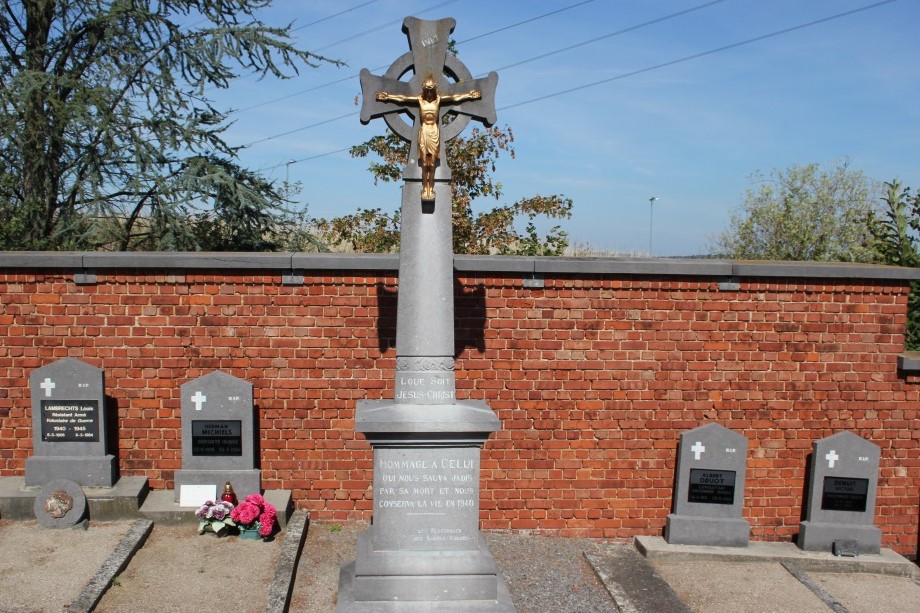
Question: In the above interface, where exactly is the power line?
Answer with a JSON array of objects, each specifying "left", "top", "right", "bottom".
[
  {"left": 313, "top": 0, "right": 458, "bottom": 52},
  {"left": 245, "top": 112, "right": 358, "bottom": 147},
  {"left": 229, "top": 0, "right": 607, "bottom": 116},
  {"left": 241, "top": 0, "right": 720, "bottom": 145},
  {"left": 262, "top": 0, "right": 898, "bottom": 172},
  {"left": 456, "top": 0, "right": 598, "bottom": 45},
  {"left": 260, "top": 148, "right": 354, "bottom": 173},
  {"left": 500, "top": 0, "right": 898, "bottom": 111},
  {"left": 486, "top": 0, "right": 730, "bottom": 76},
  {"left": 291, "top": 0, "right": 381, "bottom": 32}
]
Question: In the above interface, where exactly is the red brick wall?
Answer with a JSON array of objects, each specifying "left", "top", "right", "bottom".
[{"left": 1, "top": 264, "right": 918, "bottom": 555}]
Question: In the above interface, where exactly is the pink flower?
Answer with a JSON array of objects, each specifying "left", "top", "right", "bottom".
[
  {"left": 259, "top": 505, "right": 277, "bottom": 537},
  {"left": 231, "top": 500, "right": 260, "bottom": 526},
  {"left": 228, "top": 493, "right": 277, "bottom": 536},
  {"left": 244, "top": 493, "right": 265, "bottom": 507}
]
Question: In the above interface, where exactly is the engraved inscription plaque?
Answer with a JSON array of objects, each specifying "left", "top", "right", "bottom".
[
  {"left": 40, "top": 400, "right": 100, "bottom": 442},
  {"left": 821, "top": 476, "right": 869, "bottom": 512},
  {"left": 373, "top": 447, "right": 480, "bottom": 551},
  {"left": 191, "top": 420, "right": 243, "bottom": 457},
  {"left": 687, "top": 468, "right": 736, "bottom": 505}
]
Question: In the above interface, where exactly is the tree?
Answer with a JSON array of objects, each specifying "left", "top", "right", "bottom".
[
  {"left": 0, "top": 0, "right": 339, "bottom": 251},
  {"left": 868, "top": 180, "right": 920, "bottom": 349},
  {"left": 869, "top": 180, "right": 919, "bottom": 267},
  {"left": 711, "top": 161, "right": 879, "bottom": 262},
  {"left": 314, "top": 125, "right": 572, "bottom": 255}
]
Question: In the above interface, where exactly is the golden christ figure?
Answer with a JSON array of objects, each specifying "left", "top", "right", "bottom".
[{"left": 376, "top": 75, "right": 481, "bottom": 201}]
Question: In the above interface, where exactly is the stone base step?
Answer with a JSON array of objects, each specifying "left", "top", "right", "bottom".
[
  {"left": 0, "top": 476, "right": 149, "bottom": 521},
  {"left": 138, "top": 489, "right": 295, "bottom": 528},
  {"left": 0, "top": 477, "right": 293, "bottom": 529}
]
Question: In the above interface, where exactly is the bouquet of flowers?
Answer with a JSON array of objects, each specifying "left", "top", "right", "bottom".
[
  {"left": 230, "top": 493, "right": 277, "bottom": 538},
  {"left": 195, "top": 499, "right": 236, "bottom": 535}
]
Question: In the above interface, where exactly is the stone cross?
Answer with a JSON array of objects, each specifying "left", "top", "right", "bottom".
[
  {"left": 691, "top": 441, "right": 706, "bottom": 460},
  {"left": 191, "top": 390, "right": 207, "bottom": 411},
  {"left": 359, "top": 17, "right": 498, "bottom": 187},
  {"left": 40, "top": 377, "right": 56, "bottom": 397},
  {"left": 358, "top": 17, "right": 498, "bottom": 404},
  {"left": 826, "top": 449, "right": 839, "bottom": 468}
]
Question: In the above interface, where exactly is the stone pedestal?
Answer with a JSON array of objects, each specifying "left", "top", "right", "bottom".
[{"left": 337, "top": 401, "right": 514, "bottom": 612}]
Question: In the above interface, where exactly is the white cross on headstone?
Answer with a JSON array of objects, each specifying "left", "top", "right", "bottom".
[
  {"left": 191, "top": 391, "right": 207, "bottom": 411},
  {"left": 825, "top": 449, "right": 839, "bottom": 468},
  {"left": 40, "top": 377, "right": 56, "bottom": 397},
  {"left": 691, "top": 441, "right": 706, "bottom": 460}
]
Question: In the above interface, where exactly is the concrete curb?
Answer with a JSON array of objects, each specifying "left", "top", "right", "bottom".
[
  {"left": 635, "top": 535, "right": 919, "bottom": 577},
  {"left": 584, "top": 544, "right": 690, "bottom": 613},
  {"left": 781, "top": 561, "right": 851, "bottom": 613},
  {"left": 66, "top": 518, "right": 153, "bottom": 613},
  {"left": 266, "top": 510, "right": 309, "bottom": 613},
  {"left": 584, "top": 553, "right": 640, "bottom": 613}
]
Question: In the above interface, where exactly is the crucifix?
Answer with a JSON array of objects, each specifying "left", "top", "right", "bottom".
[
  {"left": 359, "top": 17, "right": 498, "bottom": 403},
  {"left": 359, "top": 17, "right": 498, "bottom": 197},
  {"left": 376, "top": 75, "right": 482, "bottom": 201}
]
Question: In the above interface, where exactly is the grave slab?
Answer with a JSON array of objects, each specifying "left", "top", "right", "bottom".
[
  {"left": 25, "top": 358, "right": 116, "bottom": 487},
  {"left": 138, "top": 489, "right": 294, "bottom": 528},
  {"left": 797, "top": 431, "right": 882, "bottom": 554},
  {"left": 665, "top": 422, "right": 750, "bottom": 547},
  {"left": 173, "top": 370, "right": 261, "bottom": 501}
]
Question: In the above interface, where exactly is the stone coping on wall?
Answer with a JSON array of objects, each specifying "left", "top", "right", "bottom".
[
  {"left": 897, "top": 352, "right": 920, "bottom": 375},
  {"left": 2, "top": 251, "right": 920, "bottom": 281}
]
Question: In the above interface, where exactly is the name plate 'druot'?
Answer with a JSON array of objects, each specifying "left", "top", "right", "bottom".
[
  {"left": 687, "top": 468, "right": 736, "bottom": 505},
  {"left": 191, "top": 420, "right": 242, "bottom": 456},
  {"left": 373, "top": 447, "right": 480, "bottom": 551},
  {"left": 821, "top": 476, "right": 869, "bottom": 512},
  {"left": 40, "top": 400, "right": 100, "bottom": 442}
]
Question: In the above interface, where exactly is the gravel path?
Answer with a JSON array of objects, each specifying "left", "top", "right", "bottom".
[
  {"left": 485, "top": 532, "right": 615, "bottom": 612},
  {"left": 4, "top": 516, "right": 920, "bottom": 613},
  {"left": 288, "top": 522, "right": 616, "bottom": 612}
]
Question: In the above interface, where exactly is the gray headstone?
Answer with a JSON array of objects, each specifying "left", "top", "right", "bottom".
[
  {"left": 25, "top": 358, "right": 116, "bottom": 487},
  {"left": 665, "top": 423, "right": 750, "bottom": 547},
  {"left": 173, "top": 371, "right": 261, "bottom": 502},
  {"left": 798, "top": 431, "right": 882, "bottom": 553},
  {"left": 34, "top": 479, "right": 87, "bottom": 528}
]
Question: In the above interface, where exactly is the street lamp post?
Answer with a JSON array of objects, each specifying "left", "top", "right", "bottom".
[{"left": 648, "top": 196, "right": 658, "bottom": 256}]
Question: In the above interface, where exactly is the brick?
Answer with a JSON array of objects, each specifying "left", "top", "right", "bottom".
[{"left": 0, "top": 269, "right": 917, "bottom": 556}]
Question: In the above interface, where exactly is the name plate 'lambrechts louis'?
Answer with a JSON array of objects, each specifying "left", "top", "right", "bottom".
[{"left": 337, "top": 16, "right": 514, "bottom": 612}]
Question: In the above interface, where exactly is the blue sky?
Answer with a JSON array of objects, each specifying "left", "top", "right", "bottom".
[{"left": 209, "top": 0, "right": 920, "bottom": 256}]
